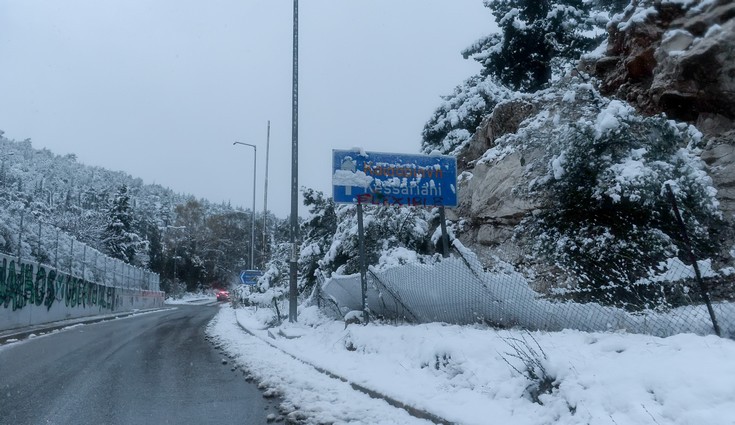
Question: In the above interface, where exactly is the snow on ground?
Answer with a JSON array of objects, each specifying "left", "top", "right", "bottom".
[
  {"left": 208, "top": 304, "right": 735, "bottom": 425},
  {"left": 165, "top": 292, "right": 216, "bottom": 305}
]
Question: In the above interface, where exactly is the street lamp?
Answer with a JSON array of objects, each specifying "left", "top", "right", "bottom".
[
  {"left": 162, "top": 225, "right": 186, "bottom": 293},
  {"left": 233, "top": 142, "right": 257, "bottom": 271}
]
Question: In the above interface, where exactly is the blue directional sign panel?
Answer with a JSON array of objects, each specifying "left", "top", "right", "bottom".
[
  {"left": 239, "top": 270, "right": 263, "bottom": 285},
  {"left": 332, "top": 150, "right": 457, "bottom": 207}
]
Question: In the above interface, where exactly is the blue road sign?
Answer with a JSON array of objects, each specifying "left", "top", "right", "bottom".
[
  {"left": 332, "top": 150, "right": 458, "bottom": 207},
  {"left": 239, "top": 270, "right": 263, "bottom": 285}
]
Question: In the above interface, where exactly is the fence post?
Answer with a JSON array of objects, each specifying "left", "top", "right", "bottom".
[
  {"left": 38, "top": 221, "right": 42, "bottom": 262},
  {"left": 69, "top": 238, "right": 74, "bottom": 277},
  {"left": 54, "top": 229, "right": 59, "bottom": 269},
  {"left": 315, "top": 271, "right": 322, "bottom": 309},
  {"left": 18, "top": 213, "right": 24, "bottom": 263},
  {"left": 439, "top": 206, "right": 450, "bottom": 258},
  {"left": 665, "top": 184, "right": 721, "bottom": 337},
  {"left": 82, "top": 245, "right": 87, "bottom": 282}
]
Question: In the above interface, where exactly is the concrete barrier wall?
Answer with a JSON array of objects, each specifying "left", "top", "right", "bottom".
[{"left": 0, "top": 252, "right": 164, "bottom": 332}]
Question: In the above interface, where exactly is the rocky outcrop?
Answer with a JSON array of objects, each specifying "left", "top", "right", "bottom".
[
  {"left": 593, "top": 0, "right": 735, "bottom": 222},
  {"left": 459, "top": 99, "right": 538, "bottom": 167},
  {"left": 702, "top": 131, "right": 735, "bottom": 219},
  {"left": 453, "top": 98, "right": 541, "bottom": 263},
  {"left": 593, "top": 0, "right": 735, "bottom": 135}
]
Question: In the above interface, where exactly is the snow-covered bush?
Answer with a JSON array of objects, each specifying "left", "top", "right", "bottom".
[
  {"left": 321, "top": 204, "right": 434, "bottom": 277},
  {"left": 501, "top": 84, "right": 724, "bottom": 309},
  {"left": 250, "top": 241, "right": 291, "bottom": 293},
  {"left": 500, "top": 332, "right": 557, "bottom": 405}
]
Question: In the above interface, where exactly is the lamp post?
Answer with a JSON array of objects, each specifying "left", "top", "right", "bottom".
[
  {"left": 233, "top": 142, "right": 257, "bottom": 270},
  {"left": 162, "top": 225, "right": 186, "bottom": 293}
]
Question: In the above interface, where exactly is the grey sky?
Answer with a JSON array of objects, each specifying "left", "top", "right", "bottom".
[{"left": 0, "top": 0, "right": 495, "bottom": 218}]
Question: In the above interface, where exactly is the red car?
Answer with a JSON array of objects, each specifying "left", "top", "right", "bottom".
[{"left": 216, "top": 290, "right": 230, "bottom": 302}]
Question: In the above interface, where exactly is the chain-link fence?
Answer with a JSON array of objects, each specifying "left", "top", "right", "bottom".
[
  {"left": 319, "top": 239, "right": 734, "bottom": 338},
  {"left": 316, "top": 182, "right": 734, "bottom": 338},
  {"left": 0, "top": 212, "right": 159, "bottom": 291}
]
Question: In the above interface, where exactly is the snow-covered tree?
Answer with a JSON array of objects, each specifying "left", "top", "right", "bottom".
[
  {"left": 102, "top": 185, "right": 145, "bottom": 264},
  {"left": 463, "top": 0, "right": 603, "bottom": 92},
  {"left": 298, "top": 188, "right": 337, "bottom": 291},
  {"left": 0, "top": 132, "right": 282, "bottom": 292},
  {"left": 246, "top": 214, "right": 295, "bottom": 307},
  {"left": 421, "top": 75, "right": 512, "bottom": 155},
  {"left": 593, "top": 0, "right": 630, "bottom": 15}
]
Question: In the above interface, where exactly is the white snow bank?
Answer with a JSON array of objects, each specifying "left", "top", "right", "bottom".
[{"left": 208, "top": 305, "right": 735, "bottom": 425}]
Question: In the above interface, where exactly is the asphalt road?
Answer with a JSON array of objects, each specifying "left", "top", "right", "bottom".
[{"left": 0, "top": 304, "right": 276, "bottom": 425}]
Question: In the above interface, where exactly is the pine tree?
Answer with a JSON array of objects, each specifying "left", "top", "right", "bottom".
[
  {"left": 593, "top": 0, "right": 630, "bottom": 15},
  {"left": 421, "top": 75, "right": 511, "bottom": 155},
  {"left": 102, "top": 185, "right": 143, "bottom": 263},
  {"left": 464, "top": 0, "right": 603, "bottom": 92},
  {"left": 146, "top": 222, "right": 164, "bottom": 274}
]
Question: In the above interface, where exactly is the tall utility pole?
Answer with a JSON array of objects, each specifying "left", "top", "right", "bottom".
[
  {"left": 289, "top": 0, "right": 299, "bottom": 322},
  {"left": 263, "top": 121, "right": 271, "bottom": 265}
]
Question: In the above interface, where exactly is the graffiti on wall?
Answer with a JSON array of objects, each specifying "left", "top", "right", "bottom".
[{"left": 0, "top": 258, "right": 117, "bottom": 312}]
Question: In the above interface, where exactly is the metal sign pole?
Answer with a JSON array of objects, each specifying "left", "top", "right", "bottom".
[{"left": 356, "top": 203, "right": 369, "bottom": 323}]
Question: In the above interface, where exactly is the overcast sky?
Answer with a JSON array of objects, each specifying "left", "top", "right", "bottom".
[{"left": 0, "top": 0, "right": 495, "bottom": 218}]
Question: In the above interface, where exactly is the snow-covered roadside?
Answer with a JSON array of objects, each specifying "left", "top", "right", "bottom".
[
  {"left": 206, "top": 307, "right": 433, "bottom": 425},
  {"left": 208, "top": 305, "right": 735, "bottom": 425}
]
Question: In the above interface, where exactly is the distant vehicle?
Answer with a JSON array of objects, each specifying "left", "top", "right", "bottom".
[{"left": 216, "top": 290, "right": 230, "bottom": 302}]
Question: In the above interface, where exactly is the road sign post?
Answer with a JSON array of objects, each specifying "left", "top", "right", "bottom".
[{"left": 332, "top": 149, "right": 458, "bottom": 322}]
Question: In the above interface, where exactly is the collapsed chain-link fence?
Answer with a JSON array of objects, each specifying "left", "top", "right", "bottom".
[
  {"left": 0, "top": 212, "right": 159, "bottom": 291},
  {"left": 318, "top": 239, "right": 734, "bottom": 338}
]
